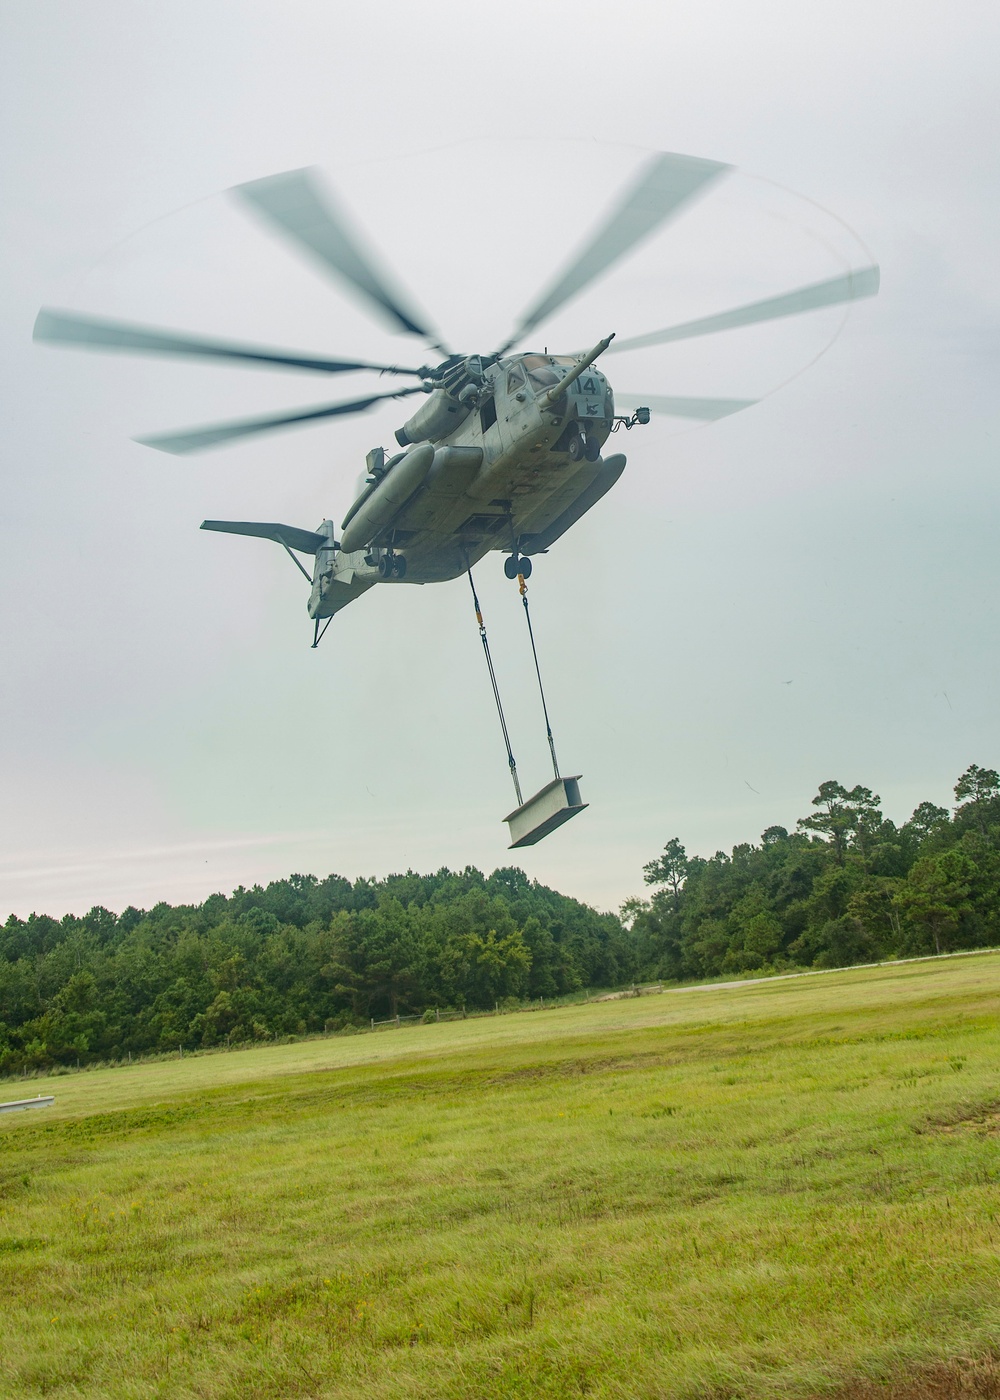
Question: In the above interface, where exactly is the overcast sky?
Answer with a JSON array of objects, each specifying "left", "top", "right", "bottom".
[{"left": 1, "top": 0, "right": 998, "bottom": 919}]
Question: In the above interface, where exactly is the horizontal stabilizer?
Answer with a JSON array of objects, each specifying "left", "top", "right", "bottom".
[{"left": 200, "top": 520, "right": 327, "bottom": 554}]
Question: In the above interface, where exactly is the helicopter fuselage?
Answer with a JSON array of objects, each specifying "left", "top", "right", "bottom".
[{"left": 309, "top": 349, "right": 626, "bottom": 619}]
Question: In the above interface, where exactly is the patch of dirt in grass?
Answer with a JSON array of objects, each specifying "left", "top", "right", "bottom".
[
  {"left": 832, "top": 1355, "right": 1000, "bottom": 1399},
  {"left": 488, "top": 1052, "right": 671, "bottom": 1085},
  {"left": 920, "top": 1100, "right": 1000, "bottom": 1136}
]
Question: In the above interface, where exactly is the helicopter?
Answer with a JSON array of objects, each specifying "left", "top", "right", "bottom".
[
  {"left": 34, "top": 152, "right": 879, "bottom": 632},
  {"left": 33, "top": 151, "right": 878, "bottom": 844}
]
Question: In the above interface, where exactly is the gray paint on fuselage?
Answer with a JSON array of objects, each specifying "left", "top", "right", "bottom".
[{"left": 328, "top": 355, "right": 616, "bottom": 592}]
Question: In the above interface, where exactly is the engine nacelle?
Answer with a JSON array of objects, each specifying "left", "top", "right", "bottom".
[{"left": 396, "top": 389, "right": 472, "bottom": 446}]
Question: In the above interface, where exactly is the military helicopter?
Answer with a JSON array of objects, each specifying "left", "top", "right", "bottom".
[{"left": 34, "top": 151, "right": 878, "bottom": 844}]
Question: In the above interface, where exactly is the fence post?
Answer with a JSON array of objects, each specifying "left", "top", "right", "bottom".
[
  {"left": 435, "top": 1007, "right": 440, "bottom": 1022},
  {"left": 371, "top": 1018, "right": 374, "bottom": 1031},
  {"left": 396, "top": 1014, "right": 400, "bottom": 1028}
]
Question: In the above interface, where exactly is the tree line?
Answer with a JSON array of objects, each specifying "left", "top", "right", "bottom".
[
  {"left": 2, "top": 764, "right": 997, "bottom": 1076},
  {"left": 628, "top": 764, "right": 1000, "bottom": 979},
  {"left": 0, "top": 867, "right": 633, "bottom": 1075}
]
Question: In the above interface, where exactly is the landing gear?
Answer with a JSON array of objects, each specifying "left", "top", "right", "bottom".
[
  {"left": 553, "top": 421, "right": 603, "bottom": 463},
  {"left": 377, "top": 551, "right": 407, "bottom": 579},
  {"left": 566, "top": 431, "right": 602, "bottom": 462},
  {"left": 504, "top": 554, "right": 532, "bottom": 581}
]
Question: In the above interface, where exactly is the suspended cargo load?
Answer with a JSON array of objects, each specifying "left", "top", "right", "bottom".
[{"left": 504, "top": 776, "right": 588, "bottom": 848}]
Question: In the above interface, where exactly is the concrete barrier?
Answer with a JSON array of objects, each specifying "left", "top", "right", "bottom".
[{"left": 0, "top": 1095, "right": 54, "bottom": 1114}]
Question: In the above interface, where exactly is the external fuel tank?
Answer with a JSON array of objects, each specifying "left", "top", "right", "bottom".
[{"left": 339, "top": 442, "right": 435, "bottom": 552}]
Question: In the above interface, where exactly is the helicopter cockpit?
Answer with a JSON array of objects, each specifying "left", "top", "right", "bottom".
[
  {"left": 520, "top": 354, "right": 577, "bottom": 392},
  {"left": 500, "top": 354, "right": 613, "bottom": 462}
]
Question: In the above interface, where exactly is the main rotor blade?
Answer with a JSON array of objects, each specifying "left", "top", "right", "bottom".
[
  {"left": 234, "top": 168, "right": 437, "bottom": 342},
  {"left": 500, "top": 151, "right": 730, "bottom": 352},
  {"left": 135, "top": 386, "right": 424, "bottom": 455},
  {"left": 33, "top": 308, "right": 427, "bottom": 377},
  {"left": 608, "top": 266, "right": 880, "bottom": 355},
  {"left": 616, "top": 393, "right": 758, "bottom": 420}
]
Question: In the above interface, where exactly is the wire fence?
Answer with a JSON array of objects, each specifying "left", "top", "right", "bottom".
[
  {"left": 0, "top": 985, "right": 624, "bottom": 1081},
  {"left": 5, "top": 946, "right": 999, "bottom": 1085}
]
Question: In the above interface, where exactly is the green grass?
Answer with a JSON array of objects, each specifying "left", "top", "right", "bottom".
[{"left": 3, "top": 954, "right": 1000, "bottom": 1399}]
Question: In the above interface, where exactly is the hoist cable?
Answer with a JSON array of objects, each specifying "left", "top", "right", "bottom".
[
  {"left": 519, "top": 574, "right": 561, "bottom": 780},
  {"left": 467, "top": 569, "right": 523, "bottom": 807}
]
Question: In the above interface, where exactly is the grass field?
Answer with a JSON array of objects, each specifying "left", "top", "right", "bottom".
[{"left": 3, "top": 954, "right": 1000, "bottom": 1399}]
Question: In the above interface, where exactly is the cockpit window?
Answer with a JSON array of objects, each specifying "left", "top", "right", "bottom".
[
  {"left": 522, "top": 354, "right": 577, "bottom": 392},
  {"left": 506, "top": 364, "right": 526, "bottom": 392}
]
